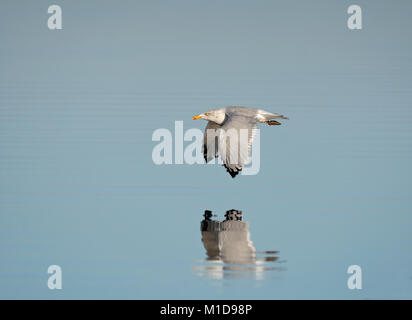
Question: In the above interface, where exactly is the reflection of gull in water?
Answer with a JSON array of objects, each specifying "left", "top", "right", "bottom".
[
  {"left": 193, "top": 210, "right": 284, "bottom": 280},
  {"left": 201, "top": 211, "right": 257, "bottom": 264}
]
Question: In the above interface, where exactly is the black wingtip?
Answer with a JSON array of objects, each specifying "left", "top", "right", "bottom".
[{"left": 223, "top": 164, "right": 241, "bottom": 178}]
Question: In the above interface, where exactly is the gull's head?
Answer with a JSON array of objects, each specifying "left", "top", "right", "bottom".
[{"left": 193, "top": 108, "right": 225, "bottom": 124}]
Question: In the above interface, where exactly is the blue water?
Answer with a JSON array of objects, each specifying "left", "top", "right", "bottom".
[{"left": 1, "top": 1, "right": 412, "bottom": 299}]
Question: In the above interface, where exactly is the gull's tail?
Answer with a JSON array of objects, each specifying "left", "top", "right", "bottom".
[
  {"left": 270, "top": 114, "right": 289, "bottom": 120},
  {"left": 257, "top": 109, "right": 289, "bottom": 121},
  {"left": 258, "top": 110, "right": 289, "bottom": 125}
]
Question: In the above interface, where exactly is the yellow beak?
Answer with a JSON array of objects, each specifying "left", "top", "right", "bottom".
[{"left": 193, "top": 115, "right": 202, "bottom": 120}]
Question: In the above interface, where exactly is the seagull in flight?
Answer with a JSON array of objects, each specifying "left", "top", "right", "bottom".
[{"left": 193, "top": 106, "right": 288, "bottom": 178}]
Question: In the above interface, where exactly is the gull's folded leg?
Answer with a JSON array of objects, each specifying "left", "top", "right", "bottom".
[{"left": 265, "top": 120, "right": 282, "bottom": 125}]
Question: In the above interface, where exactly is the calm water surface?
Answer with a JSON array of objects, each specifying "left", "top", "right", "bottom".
[{"left": 0, "top": 1, "right": 412, "bottom": 299}]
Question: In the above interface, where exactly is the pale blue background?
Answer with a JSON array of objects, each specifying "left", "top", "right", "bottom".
[{"left": 0, "top": 0, "right": 411, "bottom": 299}]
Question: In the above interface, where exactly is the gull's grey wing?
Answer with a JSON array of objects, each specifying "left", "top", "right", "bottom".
[
  {"left": 203, "top": 121, "right": 222, "bottom": 163},
  {"left": 219, "top": 115, "right": 258, "bottom": 178}
]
